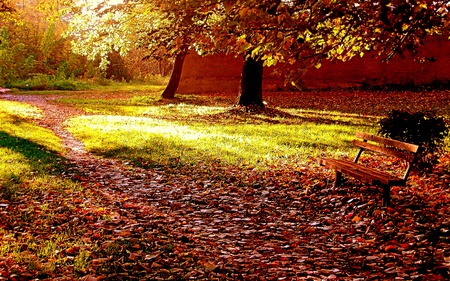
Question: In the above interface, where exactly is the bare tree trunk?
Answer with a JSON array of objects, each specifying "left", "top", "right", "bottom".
[
  {"left": 237, "top": 56, "right": 264, "bottom": 107},
  {"left": 162, "top": 51, "right": 187, "bottom": 99}
]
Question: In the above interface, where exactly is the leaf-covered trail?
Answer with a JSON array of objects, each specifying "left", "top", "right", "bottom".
[{"left": 1, "top": 94, "right": 449, "bottom": 280}]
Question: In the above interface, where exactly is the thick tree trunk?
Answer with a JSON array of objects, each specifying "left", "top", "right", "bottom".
[
  {"left": 237, "top": 56, "right": 264, "bottom": 107},
  {"left": 162, "top": 51, "right": 187, "bottom": 99}
]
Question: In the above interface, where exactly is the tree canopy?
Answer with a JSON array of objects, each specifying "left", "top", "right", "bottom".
[
  {"left": 0, "top": 0, "right": 18, "bottom": 22},
  {"left": 0, "top": 0, "right": 14, "bottom": 13},
  {"left": 64, "top": 0, "right": 450, "bottom": 103},
  {"left": 147, "top": 0, "right": 449, "bottom": 66}
]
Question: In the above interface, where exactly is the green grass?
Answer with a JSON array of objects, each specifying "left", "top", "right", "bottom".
[
  {"left": 68, "top": 115, "right": 370, "bottom": 168},
  {"left": 0, "top": 101, "right": 67, "bottom": 184},
  {"left": 0, "top": 100, "right": 78, "bottom": 194},
  {"left": 63, "top": 91, "right": 378, "bottom": 169},
  {"left": 0, "top": 105, "right": 68, "bottom": 188},
  {"left": 61, "top": 89, "right": 449, "bottom": 170},
  {"left": 88, "top": 82, "right": 167, "bottom": 92}
]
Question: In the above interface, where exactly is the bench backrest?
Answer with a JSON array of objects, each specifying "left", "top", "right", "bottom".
[{"left": 352, "top": 132, "right": 421, "bottom": 180}]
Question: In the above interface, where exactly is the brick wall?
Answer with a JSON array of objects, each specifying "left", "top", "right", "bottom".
[{"left": 177, "top": 36, "right": 450, "bottom": 93}]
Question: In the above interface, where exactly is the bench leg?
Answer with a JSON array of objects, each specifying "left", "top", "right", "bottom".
[
  {"left": 382, "top": 185, "right": 390, "bottom": 207},
  {"left": 334, "top": 171, "right": 342, "bottom": 187}
]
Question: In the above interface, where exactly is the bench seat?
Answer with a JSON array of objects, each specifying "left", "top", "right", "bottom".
[{"left": 318, "top": 158, "right": 406, "bottom": 186}]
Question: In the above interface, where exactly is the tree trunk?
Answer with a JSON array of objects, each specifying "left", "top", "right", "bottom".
[
  {"left": 162, "top": 51, "right": 187, "bottom": 99},
  {"left": 237, "top": 56, "right": 264, "bottom": 107}
]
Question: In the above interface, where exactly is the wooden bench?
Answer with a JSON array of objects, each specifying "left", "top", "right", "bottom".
[{"left": 318, "top": 132, "right": 420, "bottom": 206}]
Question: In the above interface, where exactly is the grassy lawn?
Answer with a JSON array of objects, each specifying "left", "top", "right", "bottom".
[
  {"left": 62, "top": 91, "right": 382, "bottom": 170},
  {"left": 61, "top": 89, "right": 449, "bottom": 170},
  {"left": 0, "top": 100, "right": 67, "bottom": 190}
]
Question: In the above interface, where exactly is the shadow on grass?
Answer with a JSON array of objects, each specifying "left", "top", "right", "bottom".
[
  {"left": 206, "top": 106, "right": 377, "bottom": 127},
  {"left": 0, "top": 131, "right": 70, "bottom": 176},
  {"left": 94, "top": 136, "right": 354, "bottom": 171}
]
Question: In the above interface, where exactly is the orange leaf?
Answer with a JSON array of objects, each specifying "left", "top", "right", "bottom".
[
  {"left": 385, "top": 245, "right": 397, "bottom": 251},
  {"left": 351, "top": 215, "right": 361, "bottom": 222}
]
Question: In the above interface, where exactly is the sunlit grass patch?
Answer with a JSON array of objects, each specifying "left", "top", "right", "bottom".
[
  {"left": 88, "top": 82, "right": 167, "bottom": 92},
  {"left": 0, "top": 99, "right": 82, "bottom": 213},
  {"left": 66, "top": 114, "right": 374, "bottom": 169},
  {"left": 0, "top": 101, "right": 64, "bottom": 153},
  {"left": 58, "top": 92, "right": 230, "bottom": 117},
  {"left": 62, "top": 90, "right": 448, "bottom": 170},
  {"left": 143, "top": 103, "right": 228, "bottom": 117},
  {"left": 57, "top": 91, "right": 387, "bottom": 169},
  {"left": 0, "top": 100, "right": 43, "bottom": 119}
]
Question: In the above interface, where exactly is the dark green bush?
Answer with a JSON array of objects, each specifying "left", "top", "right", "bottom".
[
  {"left": 6, "top": 75, "right": 88, "bottom": 91},
  {"left": 51, "top": 80, "right": 77, "bottom": 90},
  {"left": 378, "top": 110, "right": 449, "bottom": 172},
  {"left": 6, "top": 74, "right": 49, "bottom": 90}
]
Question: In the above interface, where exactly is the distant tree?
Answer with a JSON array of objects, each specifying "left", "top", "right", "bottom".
[
  {"left": 66, "top": 1, "right": 210, "bottom": 98},
  {"left": 0, "top": 0, "right": 20, "bottom": 23},
  {"left": 0, "top": 0, "right": 85, "bottom": 85}
]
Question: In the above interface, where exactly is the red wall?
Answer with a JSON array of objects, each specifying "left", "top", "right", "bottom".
[{"left": 178, "top": 36, "right": 450, "bottom": 93}]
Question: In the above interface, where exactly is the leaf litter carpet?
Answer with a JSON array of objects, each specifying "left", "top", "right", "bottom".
[{"left": 1, "top": 94, "right": 450, "bottom": 280}]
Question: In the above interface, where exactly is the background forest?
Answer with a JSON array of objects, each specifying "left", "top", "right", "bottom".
[{"left": 0, "top": 0, "right": 171, "bottom": 90}]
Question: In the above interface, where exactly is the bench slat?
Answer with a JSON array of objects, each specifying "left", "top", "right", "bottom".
[
  {"left": 351, "top": 140, "right": 416, "bottom": 162},
  {"left": 355, "top": 132, "right": 420, "bottom": 153}
]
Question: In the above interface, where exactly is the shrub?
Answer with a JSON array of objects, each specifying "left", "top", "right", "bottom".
[
  {"left": 51, "top": 80, "right": 77, "bottom": 90},
  {"left": 6, "top": 74, "right": 49, "bottom": 90},
  {"left": 378, "top": 110, "right": 449, "bottom": 172},
  {"left": 6, "top": 75, "right": 88, "bottom": 91},
  {"left": 93, "top": 76, "right": 112, "bottom": 86},
  {"left": 144, "top": 74, "right": 169, "bottom": 85}
]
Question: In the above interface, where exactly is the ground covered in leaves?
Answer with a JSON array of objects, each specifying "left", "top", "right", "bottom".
[{"left": 0, "top": 90, "right": 449, "bottom": 280}]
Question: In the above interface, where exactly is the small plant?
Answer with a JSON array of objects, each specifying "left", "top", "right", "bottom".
[
  {"left": 93, "top": 75, "right": 112, "bottom": 86},
  {"left": 74, "top": 250, "right": 91, "bottom": 274},
  {"left": 378, "top": 110, "right": 449, "bottom": 172}
]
